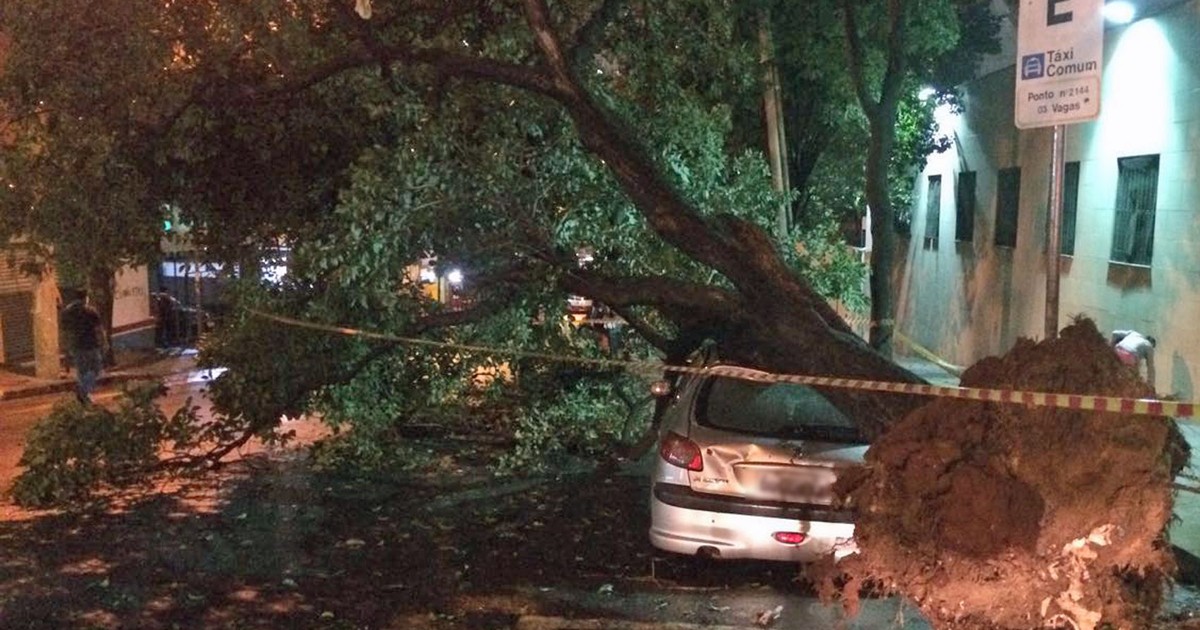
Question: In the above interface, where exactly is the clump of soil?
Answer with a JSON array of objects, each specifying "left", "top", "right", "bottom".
[{"left": 831, "top": 318, "right": 1187, "bottom": 630}]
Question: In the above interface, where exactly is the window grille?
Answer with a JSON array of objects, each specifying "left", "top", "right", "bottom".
[
  {"left": 924, "top": 175, "right": 942, "bottom": 249},
  {"left": 1109, "top": 155, "right": 1159, "bottom": 266},
  {"left": 955, "top": 171, "right": 976, "bottom": 242},
  {"left": 1058, "top": 162, "right": 1081, "bottom": 256},
  {"left": 995, "top": 167, "right": 1021, "bottom": 248}
]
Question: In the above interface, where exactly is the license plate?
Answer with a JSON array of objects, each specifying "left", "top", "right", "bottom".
[{"left": 751, "top": 467, "right": 835, "bottom": 503}]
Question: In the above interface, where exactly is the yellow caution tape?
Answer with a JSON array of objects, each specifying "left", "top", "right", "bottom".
[{"left": 246, "top": 309, "right": 1196, "bottom": 419}]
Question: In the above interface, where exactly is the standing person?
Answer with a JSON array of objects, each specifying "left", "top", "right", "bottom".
[
  {"left": 152, "top": 292, "right": 180, "bottom": 347},
  {"left": 61, "top": 289, "right": 106, "bottom": 404},
  {"left": 1112, "top": 329, "right": 1156, "bottom": 389}
]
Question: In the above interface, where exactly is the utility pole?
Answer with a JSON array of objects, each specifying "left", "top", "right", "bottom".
[{"left": 758, "top": 9, "right": 791, "bottom": 237}]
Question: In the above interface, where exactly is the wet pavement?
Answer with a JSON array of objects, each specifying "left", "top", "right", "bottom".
[
  {"left": 3, "top": 347, "right": 1199, "bottom": 628},
  {"left": 0, "top": 348, "right": 201, "bottom": 401},
  {"left": 513, "top": 584, "right": 931, "bottom": 629}
]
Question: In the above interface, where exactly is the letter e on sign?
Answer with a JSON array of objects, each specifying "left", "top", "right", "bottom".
[
  {"left": 1015, "top": 0, "right": 1103, "bottom": 128},
  {"left": 1047, "top": 0, "right": 1072, "bottom": 25}
]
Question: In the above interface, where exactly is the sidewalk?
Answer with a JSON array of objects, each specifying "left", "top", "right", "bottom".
[
  {"left": 895, "top": 353, "right": 961, "bottom": 387},
  {"left": 0, "top": 348, "right": 200, "bottom": 402}
]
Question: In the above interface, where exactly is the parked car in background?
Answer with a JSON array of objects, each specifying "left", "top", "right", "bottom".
[{"left": 649, "top": 365, "right": 868, "bottom": 563}]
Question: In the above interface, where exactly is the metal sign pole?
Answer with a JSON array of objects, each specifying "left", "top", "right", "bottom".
[
  {"left": 1015, "top": 0, "right": 1102, "bottom": 339},
  {"left": 1045, "top": 124, "right": 1065, "bottom": 339}
]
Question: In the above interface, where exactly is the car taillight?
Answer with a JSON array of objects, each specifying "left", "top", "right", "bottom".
[
  {"left": 659, "top": 432, "right": 703, "bottom": 471},
  {"left": 773, "top": 532, "right": 808, "bottom": 545}
]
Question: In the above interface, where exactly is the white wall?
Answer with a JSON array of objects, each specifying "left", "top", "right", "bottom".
[{"left": 113, "top": 265, "right": 151, "bottom": 329}]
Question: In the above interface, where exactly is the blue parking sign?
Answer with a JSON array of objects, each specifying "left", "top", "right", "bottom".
[
  {"left": 1015, "top": 0, "right": 1102, "bottom": 128},
  {"left": 1021, "top": 53, "right": 1046, "bottom": 80}
]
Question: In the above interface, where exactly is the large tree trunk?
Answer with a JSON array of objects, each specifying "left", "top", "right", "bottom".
[
  {"left": 840, "top": 0, "right": 907, "bottom": 359},
  {"left": 865, "top": 114, "right": 897, "bottom": 358},
  {"left": 523, "top": 0, "right": 925, "bottom": 430}
]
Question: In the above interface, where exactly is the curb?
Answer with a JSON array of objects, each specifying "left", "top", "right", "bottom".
[
  {"left": 515, "top": 617, "right": 748, "bottom": 630},
  {"left": 0, "top": 370, "right": 182, "bottom": 403}
]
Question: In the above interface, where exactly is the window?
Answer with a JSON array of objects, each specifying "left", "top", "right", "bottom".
[
  {"left": 924, "top": 175, "right": 942, "bottom": 249},
  {"left": 995, "top": 167, "right": 1021, "bottom": 248},
  {"left": 697, "top": 378, "right": 865, "bottom": 443},
  {"left": 160, "top": 260, "right": 223, "bottom": 278},
  {"left": 955, "top": 171, "right": 976, "bottom": 242},
  {"left": 1058, "top": 161, "right": 1081, "bottom": 255},
  {"left": 1110, "top": 154, "right": 1159, "bottom": 266}
]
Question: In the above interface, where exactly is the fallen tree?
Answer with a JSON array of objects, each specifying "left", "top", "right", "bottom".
[
  {"left": 825, "top": 318, "right": 1188, "bottom": 630},
  {"left": 6, "top": 3, "right": 1187, "bottom": 626}
]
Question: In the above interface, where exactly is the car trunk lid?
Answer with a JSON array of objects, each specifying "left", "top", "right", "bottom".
[{"left": 686, "top": 430, "right": 866, "bottom": 505}]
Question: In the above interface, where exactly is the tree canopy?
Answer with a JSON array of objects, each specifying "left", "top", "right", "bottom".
[{"left": 0, "top": 0, "right": 999, "bottom": 462}]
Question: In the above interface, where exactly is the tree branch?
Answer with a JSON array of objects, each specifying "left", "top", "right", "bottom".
[
  {"left": 514, "top": 4, "right": 817, "bottom": 299},
  {"left": 559, "top": 271, "right": 738, "bottom": 321},
  {"left": 879, "top": 0, "right": 909, "bottom": 110},
  {"left": 841, "top": 0, "right": 879, "bottom": 121},
  {"left": 521, "top": 0, "right": 574, "bottom": 84},
  {"left": 192, "top": 2, "right": 800, "bottom": 307},
  {"left": 604, "top": 304, "right": 672, "bottom": 355},
  {"left": 215, "top": 41, "right": 567, "bottom": 107}
]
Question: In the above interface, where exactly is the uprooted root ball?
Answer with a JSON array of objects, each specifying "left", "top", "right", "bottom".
[{"left": 828, "top": 318, "right": 1187, "bottom": 630}]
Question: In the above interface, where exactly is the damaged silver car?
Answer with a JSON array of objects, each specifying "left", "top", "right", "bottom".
[{"left": 648, "top": 366, "right": 867, "bottom": 563}]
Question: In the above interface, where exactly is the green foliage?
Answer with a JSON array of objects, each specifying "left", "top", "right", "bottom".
[
  {"left": 790, "top": 223, "right": 870, "bottom": 314},
  {"left": 759, "top": 0, "right": 999, "bottom": 234},
  {"left": 890, "top": 91, "right": 949, "bottom": 232},
  {"left": 0, "top": 0, "right": 184, "bottom": 278},
  {"left": 190, "top": 0, "right": 876, "bottom": 473},
  {"left": 198, "top": 280, "right": 382, "bottom": 441},
  {"left": 12, "top": 382, "right": 201, "bottom": 507},
  {"left": 3, "top": 0, "right": 975, "bottom": 479},
  {"left": 306, "top": 347, "right": 481, "bottom": 474},
  {"left": 499, "top": 369, "right": 653, "bottom": 474}
]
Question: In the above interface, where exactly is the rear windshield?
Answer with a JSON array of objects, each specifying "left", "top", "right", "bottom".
[{"left": 696, "top": 377, "right": 867, "bottom": 443}]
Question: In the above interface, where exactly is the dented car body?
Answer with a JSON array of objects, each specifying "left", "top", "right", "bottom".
[{"left": 648, "top": 367, "right": 867, "bottom": 562}]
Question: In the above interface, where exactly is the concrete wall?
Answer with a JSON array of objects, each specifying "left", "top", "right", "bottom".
[
  {"left": 112, "top": 265, "right": 154, "bottom": 349},
  {"left": 898, "top": 1, "right": 1200, "bottom": 397},
  {"left": 0, "top": 249, "right": 37, "bottom": 363}
]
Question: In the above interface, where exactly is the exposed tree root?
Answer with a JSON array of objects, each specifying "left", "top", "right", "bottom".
[{"left": 823, "top": 318, "right": 1188, "bottom": 629}]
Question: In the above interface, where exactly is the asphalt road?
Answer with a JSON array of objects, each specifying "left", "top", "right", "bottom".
[
  {"left": 0, "top": 375, "right": 932, "bottom": 629},
  {"left": 3, "top": 372, "right": 1199, "bottom": 627}
]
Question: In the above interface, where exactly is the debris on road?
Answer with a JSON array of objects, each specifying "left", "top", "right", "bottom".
[
  {"left": 515, "top": 616, "right": 748, "bottom": 630},
  {"left": 753, "top": 604, "right": 784, "bottom": 627}
]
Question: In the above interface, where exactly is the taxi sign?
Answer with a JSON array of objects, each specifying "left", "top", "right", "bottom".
[{"left": 1015, "top": 0, "right": 1104, "bottom": 128}]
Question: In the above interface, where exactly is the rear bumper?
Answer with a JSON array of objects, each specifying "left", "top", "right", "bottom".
[
  {"left": 649, "top": 483, "right": 857, "bottom": 562},
  {"left": 653, "top": 482, "right": 855, "bottom": 523}
]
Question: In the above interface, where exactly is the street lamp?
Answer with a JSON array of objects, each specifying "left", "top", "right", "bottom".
[{"left": 1104, "top": 1, "right": 1136, "bottom": 24}]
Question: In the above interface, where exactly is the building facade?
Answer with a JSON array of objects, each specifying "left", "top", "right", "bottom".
[
  {"left": 0, "top": 255, "right": 154, "bottom": 371},
  {"left": 898, "top": 0, "right": 1200, "bottom": 397},
  {"left": 0, "top": 248, "right": 37, "bottom": 363}
]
